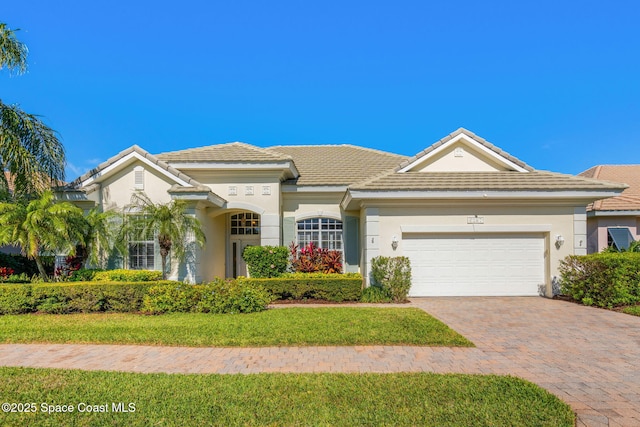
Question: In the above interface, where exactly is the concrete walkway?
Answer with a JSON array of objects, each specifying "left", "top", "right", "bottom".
[{"left": 1, "top": 297, "right": 639, "bottom": 426}]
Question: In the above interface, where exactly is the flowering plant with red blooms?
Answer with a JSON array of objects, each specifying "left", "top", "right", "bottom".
[{"left": 0, "top": 267, "right": 15, "bottom": 279}]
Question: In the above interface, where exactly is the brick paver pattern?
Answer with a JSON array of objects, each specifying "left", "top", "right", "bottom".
[{"left": 1, "top": 297, "right": 639, "bottom": 426}]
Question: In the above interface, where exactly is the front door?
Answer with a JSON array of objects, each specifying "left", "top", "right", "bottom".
[
  {"left": 230, "top": 237, "right": 260, "bottom": 278},
  {"left": 228, "top": 212, "right": 261, "bottom": 278}
]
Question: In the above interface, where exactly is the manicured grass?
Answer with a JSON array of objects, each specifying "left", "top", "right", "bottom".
[
  {"left": 622, "top": 305, "right": 640, "bottom": 316},
  {"left": 0, "top": 307, "right": 473, "bottom": 347},
  {"left": 0, "top": 367, "right": 574, "bottom": 427}
]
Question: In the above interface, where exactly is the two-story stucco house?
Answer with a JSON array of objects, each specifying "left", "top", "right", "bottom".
[{"left": 60, "top": 128, "right": 625, "bottom": 296}]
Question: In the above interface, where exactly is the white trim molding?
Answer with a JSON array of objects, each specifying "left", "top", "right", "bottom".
[{"left": 401, "top": 224, "right": 552, "bottom": 234}]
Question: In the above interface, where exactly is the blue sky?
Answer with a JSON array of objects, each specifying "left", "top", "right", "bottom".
[{"left": 2, "top": 1, "right": 639, "bottom": 178}]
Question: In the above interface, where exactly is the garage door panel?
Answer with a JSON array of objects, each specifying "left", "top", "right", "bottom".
[{"left": 404, "top": 234, "right": 545, "bottom": 296}]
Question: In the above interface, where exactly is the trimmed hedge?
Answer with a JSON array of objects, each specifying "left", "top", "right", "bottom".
[
  {"left": 559, "top": 253, "right": 640, "bottom": 308},
  {"left": 0, "top": 281, "right": 176, "bottom": 314},
  {"left": 239, "top": 273, "right": 363, "bottom": 302},
  {"left": 93, "top": 269, "right": 163, "bottom": 282},
  {"left": 142, "top": 279, "right": 273, "bottom": 314}
]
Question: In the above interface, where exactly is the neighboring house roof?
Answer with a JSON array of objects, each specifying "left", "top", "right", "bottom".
[
  {"left": 157, "top": 142, "right": 292, "bottom": 163},
  {"left": 266, "top": 145, "right": 407, "bottom": 186},
  {"left": 579, "top": 165, "right": 640, "bottom": 211},
  {"left": 396, "top": 128, "right": 534, "bottom": 172}
]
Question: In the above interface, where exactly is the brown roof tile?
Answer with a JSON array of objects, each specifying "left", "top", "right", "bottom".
[
  {"left": 266, "top": 145, "right": 407, "bottom": 186},
  {"left": 350, "top": 170, "right": 627, "bottom": 192},
  {"left": 157, "top": 142, "right": 292, "bottom": 163},
  {"left": 578, "top": 165, "right": 640, "bottom": 211}
]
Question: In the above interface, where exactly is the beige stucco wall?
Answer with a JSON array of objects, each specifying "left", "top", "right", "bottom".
[
  {"left": 281, "top": 192, "right": 344, "bottom": 221},
  {"left": 412, "top": 144, "right": 509, "bottom": 172}
]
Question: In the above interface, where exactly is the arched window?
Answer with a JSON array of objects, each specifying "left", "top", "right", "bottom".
[{"left": 296, "top": 218, "right": 342, "bottom": 251}]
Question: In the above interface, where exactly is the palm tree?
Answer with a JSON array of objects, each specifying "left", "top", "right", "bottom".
[
  {"left": 126, "top": 192, "right": 205, "bottom": 279},
  {"left": 0, "top": 190, "right": 85, "bottom": 279},
  {"left": 0, "top": 22, "right": 65, "bottom": 198},
  {"left": 78, "top": 207, "right": 125, "bottom": 269}
]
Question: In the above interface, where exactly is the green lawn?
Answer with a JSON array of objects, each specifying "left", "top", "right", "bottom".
[
  {"left": 0, "top": 307, "right": 472, "bottom": 347},
  {"left": 622, "top": 305, "right": 640, "bottom": 316},
  {"left": 0, "top": 368, "right": 574, "bottom": 427}
]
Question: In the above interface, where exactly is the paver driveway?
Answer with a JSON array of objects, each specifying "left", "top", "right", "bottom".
[{"left": 1, "top": 297, "right": 639, "bottom": 426}]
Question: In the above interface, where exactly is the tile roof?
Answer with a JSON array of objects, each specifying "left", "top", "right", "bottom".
[
  {"left": 578, "top": 165, "right": 640, "bottom": 211},
  {"left": 157, "top": 142, "right": 292, "bottom": 163},
  {"left": 266, "top": 145, "right": 407, "bottom": 186},
  {"left": 350, "top": 170, "right": 627, "bottom": 192},
  {"left": 396, "top": 128, "right": 534, "bottom": 172}
]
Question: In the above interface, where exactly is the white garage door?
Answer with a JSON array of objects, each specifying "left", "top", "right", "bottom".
[{"left": 403, "top": 234, "right": 545, "bottom": 296}]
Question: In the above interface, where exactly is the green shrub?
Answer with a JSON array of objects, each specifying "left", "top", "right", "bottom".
[
  {"left": 196, "top": 279, "right": 273, "bottom": 314},
  {"left": 242, "top": 246, "right": 289, "bottom": 278},
  {"left": 69, "top": 268, "right": 102, "bottom": 282},
  {"left": 360, "top": 285, "right": 392, "bottom": 303},
  {"left": 240, "top": 273, "right": 363, "bottom": 302},
  {"left": 559, "top": 253, "right": 640, "bottom": 308},
  {"left": 93, "top": 269, "right": 163, "bottom": 282},
  {"left": 370, "top": 256, "right": 412, "bottom": 302},
  {"left": 142, "top": 283, "right": 199, "bottom": 314},
  {"left": 1, "top": 273, "right": 31, "bottom": 284},
  {"left": 0, "top": 284, "right": 34, "bottom": 314}
]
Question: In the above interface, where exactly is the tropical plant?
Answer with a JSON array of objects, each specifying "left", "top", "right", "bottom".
[
  {"left": 0, "top": 22, "right": 65, "bottom": 198},
  {"left": 0, "top": 190, "right": 85, "bottom": 279},
  {"left": 78, "top": 207, "right": 124, "bottom": 268},
  {"left": 125, "top": 192, "right": 205, "bottom": 279},
  {"left": 289, "top": 242, "right": 343, "bottom": 274},
  {"left": 602, "top": 240, "right": 640, "bottom": 253}
]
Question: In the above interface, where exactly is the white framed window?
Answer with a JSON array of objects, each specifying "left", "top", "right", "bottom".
[
  {"left": 231, "top": 212, "right": 260, "bottom": 235},
  {"left": 127, "top": 215, "right": 158, "bottom": 270},
  {"left": 296, "top": 218, "right": 343, "bottom": 251}
]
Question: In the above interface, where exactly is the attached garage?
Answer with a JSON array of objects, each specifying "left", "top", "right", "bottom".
[{"left": 403, "top": 233, "right": 545, "bottom": 296}]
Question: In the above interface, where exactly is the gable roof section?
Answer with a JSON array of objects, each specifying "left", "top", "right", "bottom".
[
  {"left": 266, "top": 145, "right": 407, "bottom": 186},
  {"left": 579, "top": 165, "right": 640, "bottom": 211},
  {"left": 397, "top": 128, "right": 534, "bottom": 173},
  {"left": 69, "top": 145, "right": 201, "bottom": 189},
  {"left": 65, "top": 145, "right": 225, "bottom": 206},
  {"left": 157, "top": 142, "right": 292, "bottom": 163}
]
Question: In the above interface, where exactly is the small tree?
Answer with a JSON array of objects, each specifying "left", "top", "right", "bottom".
[
  {"left": 125, "top": 192, "right": 205, "bottom": 279},
  {"left": 0, "top": 190, "right": 84, "bottom": 279}
]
